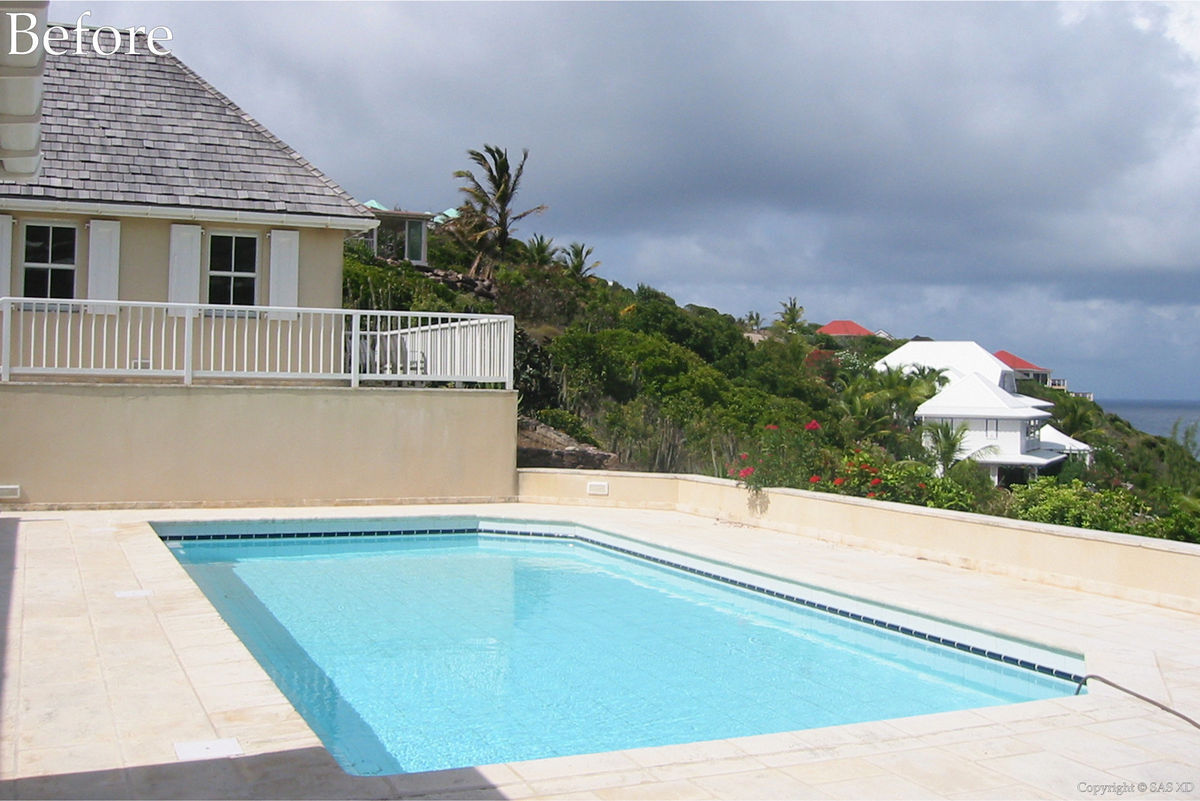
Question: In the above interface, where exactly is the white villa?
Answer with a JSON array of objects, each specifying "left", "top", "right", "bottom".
[{"left": 876, "top": 341, "right": 1092, "bottom": 485}]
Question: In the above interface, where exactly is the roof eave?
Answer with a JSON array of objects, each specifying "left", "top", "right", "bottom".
[{"left": 0, "top": 197, "right": 380, "bottom": 231}]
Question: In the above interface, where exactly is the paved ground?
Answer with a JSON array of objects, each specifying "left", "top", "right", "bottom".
[{"left": 0, "top": 503, "right": 1197, "bottom": 799}]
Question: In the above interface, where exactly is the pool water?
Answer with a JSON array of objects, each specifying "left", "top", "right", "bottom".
[{"left": 170, "top": 531, "right": 1079, "bottom": 775}]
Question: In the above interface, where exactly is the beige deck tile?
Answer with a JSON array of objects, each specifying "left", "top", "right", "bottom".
[
  {"left": 193, "top": 678, "right": 293, "bottom": 715},
  {"left": 645, "top": 754, "right": 770, "bottom": 782},
  {"left": 593, "top": 778, "right": 720, "bottom": 799},
  {"left": 945, "top": 782, "right": 1067, "bottom": 799},
  {"left": 507, "top": 750, "right": 644, "bottom": 783},
  {"left": 696, "top": 767, "right": 864, "bottom": 801},
  {"left": 778, "top": 756, "right": 889, "bottom": 785},
  {"left": 774, "top": 770, "right": 927, "bottom": 800},
  {"left": 1123, "top": 729, "right": 1200, "bottom": 764},
  {"left": 1108, "top": 760, "right": 1200, "bottom": 791},
  {"left": 620, "top": 738, "right": 754, "bottom": 768},
  {"left": 938, "top": 734, "right": 1044, "bottom": 762},
  {"left": 864, "top": 747, "right": 1015, "bottom": 795},
  {"left": 10, "top": 768, "right": 133, "bottom": 800},
  {"left": 1016, "top": 726, "right": 1165, "bottom": 768},
  {"left": 524, "top": 768, "right": 661, "bottom": 798},
  {"left": 978, "top": 750, "right": 1124, "bottom": 795},
  {"left": 385, "top": 763, "right": 525, "bottom": 797},
  {"left": 15, "top": 740, "right": 125, "bottom": 778}
]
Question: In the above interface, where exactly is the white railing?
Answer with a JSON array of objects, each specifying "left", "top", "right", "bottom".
[{"left": 0, "top": 297, "right": 514, "bottom": 389}]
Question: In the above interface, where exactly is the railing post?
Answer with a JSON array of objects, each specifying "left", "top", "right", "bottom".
[
  {"left": 183, "top": 305, "right": 195, "bottom": 386},
  {"left": 350, "top": 311, "right": 361, "bottom": 388},
  {"left": 504, "top": 316, "right": 514, "bottom": 391},
  {"left": 1, "top": 297, "right": 11, "bottom": 382}
]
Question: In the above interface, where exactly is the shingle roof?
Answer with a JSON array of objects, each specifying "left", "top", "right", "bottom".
[{"left": 0, "top": 28, "right": 374, "bottom": 225}]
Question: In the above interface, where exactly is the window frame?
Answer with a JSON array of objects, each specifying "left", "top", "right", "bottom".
[
  {"left": 205, "top": 230, "right": 260, "bottom": 307},
  {"left": 20, "top": 220, "right": 79, "bottom": 300}
]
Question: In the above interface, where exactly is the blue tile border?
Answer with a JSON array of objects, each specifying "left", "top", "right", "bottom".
[{"left": 159, "top": 523, "right": 1086, "bottom": 685}]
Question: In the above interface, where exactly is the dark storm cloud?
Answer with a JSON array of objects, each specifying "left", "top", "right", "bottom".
[{"left": 48, "top": 1, "right": 1200, "bottom": 398}]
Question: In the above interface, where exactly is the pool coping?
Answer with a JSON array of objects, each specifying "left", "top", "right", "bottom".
[{"left": 2, "top": 502, "right": 1198, "bottom": 799}]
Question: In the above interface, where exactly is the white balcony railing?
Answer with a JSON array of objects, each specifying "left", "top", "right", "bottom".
[{"left": 0, "top": 297, "right": 514, "bottom": 389}]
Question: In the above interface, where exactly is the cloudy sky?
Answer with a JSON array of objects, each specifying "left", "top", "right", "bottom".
[{"left": 53, "top": 1, "right": 1200, "bottom": 401}]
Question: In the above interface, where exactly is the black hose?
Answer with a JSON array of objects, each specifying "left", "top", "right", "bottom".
[{"left": 1074, "top": 674, "right": 1200, "bottom": 731}]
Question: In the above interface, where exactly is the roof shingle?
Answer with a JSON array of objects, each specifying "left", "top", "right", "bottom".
[{"left": 0, "top": 28, "right": 374, "bottom": 224}]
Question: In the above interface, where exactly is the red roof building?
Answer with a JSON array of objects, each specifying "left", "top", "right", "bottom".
[
  {"left": 993, "top": 350, "right": 1051, "bottom": 384},
  {"left": 816, "top": 320, "right": 874, "bottom": 337}
]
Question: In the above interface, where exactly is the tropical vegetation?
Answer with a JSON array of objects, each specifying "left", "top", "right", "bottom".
[{"left": 344, "top": 144, "right": 1200, "bottom": 544}]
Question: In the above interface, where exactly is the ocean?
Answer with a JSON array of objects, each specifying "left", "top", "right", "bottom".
[{"left": 1097, "top": 399, "right": 1200, "bottom": 440}]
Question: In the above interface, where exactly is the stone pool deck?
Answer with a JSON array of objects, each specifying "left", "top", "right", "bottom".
[{"left": 0, "top": 503, "right": 1197, "bottom": 800}]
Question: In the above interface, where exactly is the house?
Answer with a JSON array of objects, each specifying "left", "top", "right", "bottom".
[
  {"left": 357, "top": 200, "right": 433, "bottom": 265},
  {"left": 993, "top": 350, "right": 1050, "bottom": 385},
  {"left": 816, "top": 319, "right": 874, "bottom": 338},
  {"left": 0, "top": 23, "right": 516, "bottom": 506},
  {"left": 875, "top": 341, "right": 1091, "bottom": 484}
]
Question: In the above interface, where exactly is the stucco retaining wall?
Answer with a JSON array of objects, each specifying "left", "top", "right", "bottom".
[
  {"left": 0, "top": 383, "right": 517, "bottom": 506},
  {"left": 518, "top": 468, "right": 1200, "bottom": 612}
]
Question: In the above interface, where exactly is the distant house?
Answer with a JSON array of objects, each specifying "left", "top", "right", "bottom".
[
  {"left": 876, "top": 341, "right": 1092, "bottom": 484},
  {"left": 994, "top": 350, "right": 1050, "bottom": 385},
  {"left": 817, "top": 319, "right": 874, "bottom": 338},
  {"left": 358, "top": 201, "right": 433, "bottom": 265}
]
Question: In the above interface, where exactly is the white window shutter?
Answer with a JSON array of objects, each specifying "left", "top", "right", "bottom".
[
  {"left": 168, "top": 224, "right": 202, "bottom": 310},
  {"left": 0, "top": 215, "right": 12, "bottom": 297},
  {"left": 268, "top": 229, "right": 299, "bottom": 319},
  {"left": 86, "top": 219, "right": 121, "bottom": 301}
]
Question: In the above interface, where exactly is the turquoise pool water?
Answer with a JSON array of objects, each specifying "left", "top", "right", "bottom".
[{"left": 167, "top": 527, "right": 1080, "bottom": 775}]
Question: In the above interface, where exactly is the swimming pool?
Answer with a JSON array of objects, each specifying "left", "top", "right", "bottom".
[{"left": 158, "top": 516, "right": 1085, "bottom": 775}]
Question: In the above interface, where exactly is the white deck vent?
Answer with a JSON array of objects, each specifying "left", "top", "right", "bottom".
[
  {"left": 585, "top": 480, "right": 610, "bottom": 496},
  {"left": 0, "top": 485, "right": 20, "bottom": 500}
]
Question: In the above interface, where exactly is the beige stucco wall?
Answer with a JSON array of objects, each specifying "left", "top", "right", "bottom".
[
  {"left": 0, "top": 383, "right": 517, "bottom": 505},
  {"left": 3, "top": 211, "right": 346, "bottom": 309},
  {"left": 518, "top": 468, "right": 1200, "bottom": 613}
]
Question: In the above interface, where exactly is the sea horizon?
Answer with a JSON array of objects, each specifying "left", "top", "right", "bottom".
[{"left": 1095, "top": 398, "right": 1200, "bottom": 440}]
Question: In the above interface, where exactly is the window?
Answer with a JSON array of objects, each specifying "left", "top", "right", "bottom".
[
  {"left": 405, "top": 219, "right": 426, "bottom": 263},
  {"left": 23, "top": 223, "right": 77, "bottom": 299},
  {"left": 207, "top": 233, "right": 258, "bottom": 305},
  {"left": 985, "top": 419, "right": 1000, "bottom": 439}
]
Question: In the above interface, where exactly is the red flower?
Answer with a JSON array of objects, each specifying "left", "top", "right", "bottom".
[
  {"left": 918, "top": 482, "right": 927, "bottom": 489},
  {"left": 805, "top": 419, "right": 822, "bottom": 431},
  {"left": 738, "top": 466, "right": 755, "bottom": 479},
  {"left": 764, "top": 424, "right": 780, "bottom": 430},
  {"left": 727, "top": 466, "right": 737, "bottom": 477},
  {"left": 738, "top": 452, "right": 749, "bottom": 460},
  {"left": 870, "top": 477, "right": 882, "bottom": 486},
  {"left": 860, "top": 462, "right": 871, "bottom": 469},
  {"left": 809, "top": 475, "right": 821, "bottom": 483},
  {"left": 833, "top": 477, "right": 845, "bottom": 486},
  {"left": 867, "top": 492, "right": 876, "bottom": 498}
]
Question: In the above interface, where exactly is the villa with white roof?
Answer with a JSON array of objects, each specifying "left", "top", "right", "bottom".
[{"left": 876, "top": 341, "right": 1092, "bottom": 485}]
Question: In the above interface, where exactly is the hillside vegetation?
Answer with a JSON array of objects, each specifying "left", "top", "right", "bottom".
[{"left": 346, "top": 145, "right": 1200, "bottom": 544}]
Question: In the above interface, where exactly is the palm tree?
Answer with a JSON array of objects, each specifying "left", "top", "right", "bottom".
[
  {"left": 524, "top": 234, "right": 560, "bottom": 268},
  {"left": 774, "top": 297, "right": 805, "bottom": 335},
  {"left": 559, "top": 242, "right": 600, "bottom": 279},
  {"left": 922, "top": 419, "right": 970, "bottom": 476},
  {"left": 740, "top": 311, "right": 763, "bottom": 332},
  {"left": 453, "top": 145, "right": 547, "bottom": 279},
  {"left": 1053, "top": 394, "right": 1102, "bottom": 440}
]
